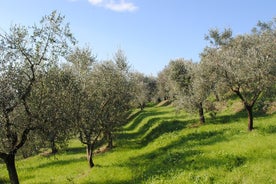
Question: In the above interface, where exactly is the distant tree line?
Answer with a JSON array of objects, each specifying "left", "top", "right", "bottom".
[{"left": 0, "top": 11, "right": 275, "bottom": 184}]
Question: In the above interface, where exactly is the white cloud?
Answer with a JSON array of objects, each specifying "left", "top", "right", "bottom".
[
  {"left": 88, "top": 0, "right": 103, "bottom": 5},
  {"left": 106, "top": 0, "right": 138, "bottom": 12},
  {"left": 88, "top": 0, "right": 138, "bottom": 12}
]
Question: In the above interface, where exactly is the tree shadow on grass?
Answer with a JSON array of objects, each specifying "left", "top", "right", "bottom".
[
  {"left": 139, "top": 119, "right": 194, "bottom": 147},
  {"left": 118, "top": 117, "right": 164, "bottom": 149},
  {"left": 208, "top": 109, "right": 247, "bottom": 125},
  {"left": 258, "top": 125, "right": 276, "bottom": 134},
  {"left": 126, "top": 110, "right": 143, "bottom": 123},
  {"left": 118, "top": 108, "right": 197, "bottom": 151},
  {"left": 208, "top": 107, "right": 269, "bottom": 125},
  {"left": 0, "top": 178, "right": 9, "bottom": 184},
  {"left": 119, "top": 117, "right": 191, "bottom": 147},
  {"left": 127, "top": 129, "right": 246, "bottom": 183},
  {"left": 123, "top": 110, "right": 169, "bottom": 132},
  {"left": 162, "top": 129, "right": 228, "bottom": 152},
  {"left": 65, "top": 146, "right": 86, "bottom": 155},
  {"left": 24, "top": 157, "right": 85, "bottom": 171}
]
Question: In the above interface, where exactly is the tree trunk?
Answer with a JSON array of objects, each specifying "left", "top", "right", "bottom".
[
  {"left": 4, "top": 153, "right": 19, "bottom": 184},
  {"left": 198, "top": 102, "right": 205, "bottom": 124},
  {"left": 86, "top": 144, "right": 94, "bottom": 168},
  {"left": 107, "top": 131, "right": 113, "bottom": 149},
  {"left": 245, "top": 105, "right": 254, "bottom": 131},
  {"left": 139, "top": 102, "right": 145, "bottom": 110},
  {"left": 50, "top": 139, "right": 58, "bottom": 154},
  {"left": 214, "top": 91, "right": 220, "bottom": 101},
  {"left": 233, "top": 89, "right": 259, "bottom": 131}
]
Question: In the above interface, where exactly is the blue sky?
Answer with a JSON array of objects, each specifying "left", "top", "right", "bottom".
[{"left": 0, "top": 0, "right": 275, "bottom": 75}]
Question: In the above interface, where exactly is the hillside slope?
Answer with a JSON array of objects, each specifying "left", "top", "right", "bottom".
[{"left": 0, "top": 103, "right": 276, "bottom": 183}]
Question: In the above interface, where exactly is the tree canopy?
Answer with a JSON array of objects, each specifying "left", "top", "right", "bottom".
[{"left": 0, "top": 11, "right": 75, "bottom": 184}]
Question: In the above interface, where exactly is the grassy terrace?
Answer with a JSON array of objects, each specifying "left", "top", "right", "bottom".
[{"left": 0, "top": 102, "right": 276, "bottom": 183}]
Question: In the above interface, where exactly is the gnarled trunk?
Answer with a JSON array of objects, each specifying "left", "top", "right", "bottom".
[
  {"left": 233, "top": 89, "right": 260, "bottom": 132},
  {"left": 139, "top": 102, "right": 145, "bottom": 110},
  {"left": 0, "top": 128, "right": 32, "bottom": 184},
  {"left": 245, "top": 105, "right": 254, "bottom": 131},
  {"left": 3, "top": 153, "right": 19, "bottom": 184},
  {"left": 86, "top": 144, "right": 94, "bottom": 168},
  {"left": 106, "top": 131, "right": 113, "bottom": 149},
  {"left": 50, "top": 139, "right": 58, "bottom": 154},
  {"left": 198, "top": 102, "right": 205, "bottom": 124}
]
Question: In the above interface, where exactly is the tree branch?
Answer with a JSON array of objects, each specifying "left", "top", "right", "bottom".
[
  {"left": 91, "top": 131, "right": 101, "bottom": 148},
  {"left": 233, "top": 89, "right": 246, "bottom": 105},
  {"left": 251, "top": 90, "right": 262, "bottom": 107},
  {"left": 14, "top": 127, "right": 34, "bottom": 152},
  {"left": 79, "top": 131, "right": 88, "bottom": 145},
  {"left": 38, "top": 32, "right": 51, "bottom": 65}
]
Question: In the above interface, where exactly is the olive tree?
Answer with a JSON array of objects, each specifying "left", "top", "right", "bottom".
[
  {"left": 156, "top": 66, "right": 175, "bottom": 101},
  {"left": 130, "top": 72, "right": 149, "bottom": 110},
  {"left": 168, "top": 59, "right": 211, "bottom": 124},
  {"left": 130, "top": 72, "right": 158, "bottom": 109},
  {"left": 203, "top": 19, "right": 276, "bottom": 131},
  {"left": 30, "top": 67, "right": 79, "bottom": 154},
  {"left": 66, "top": 46, "right": 100, "bottom": 168},
  {"left": 144, "top": 75, "right": 158, "bottom": 103},
  {"left": 114, "top": 48, "right": 130, "bottom": 72},
  {"left": 91, "top": 60, "right": 133, "bottom": 149},
  {"left": 178, "top": 63, "right": 213, "bottom": 124},
  {"left": 0, "top": 11, "right": 75, "bottom": 183}
]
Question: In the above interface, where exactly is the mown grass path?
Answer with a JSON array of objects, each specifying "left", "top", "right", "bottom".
[{"left": 0, "top": 104, "right": 275, "bottom": 183}]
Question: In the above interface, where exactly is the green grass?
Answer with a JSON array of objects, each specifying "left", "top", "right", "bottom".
[{"left": 0, "top": 103, "right": 276, "bottom": 183}]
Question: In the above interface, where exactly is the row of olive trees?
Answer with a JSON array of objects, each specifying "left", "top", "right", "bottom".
[
  {"left": 130, "top": 72, "right": 157, "bottom": 110},
  {"left": 19, "top": 47, "right": 133, "bottom": 167},
  {"left": 0, "top": 11, "right": 76, "bottom": 184},
  {"left": 0, "top": 11, "right": 135, "bottom": 184},
  {"left": 65, "top": 47, "right": 133, "bottom": 167},
  {"left": 156, "top": 19, "right": 276, "bottom": 131},
  {"left": 156, "top": 58, "right": 211, "bottom": 124}
]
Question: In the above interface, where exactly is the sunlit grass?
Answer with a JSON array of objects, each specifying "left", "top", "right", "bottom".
[{"left": 0, "top": 102, "right": 275, "bottom": 183}]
